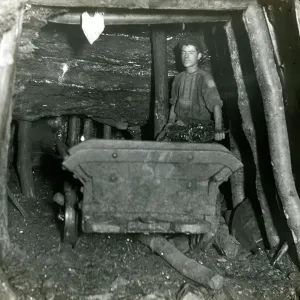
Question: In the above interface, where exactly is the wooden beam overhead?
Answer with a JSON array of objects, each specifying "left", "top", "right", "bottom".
[
  {"left": 48, "top": 12, "right": 231, "bottom": 25},
  {"left": 29, "top": 0, "right": 254, "bottom": 11}
]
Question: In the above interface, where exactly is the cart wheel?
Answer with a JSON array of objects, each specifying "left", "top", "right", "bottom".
[
  {"left": 63, "top": 181, "right": 78, "bottom": 247},
  {"left": 64, "top": 205, "right": 78, "bottom": 247}
]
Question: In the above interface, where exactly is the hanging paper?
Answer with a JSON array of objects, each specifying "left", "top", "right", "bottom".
[{"left": 81, "top": 12, "right": 105, "bottom": 45}]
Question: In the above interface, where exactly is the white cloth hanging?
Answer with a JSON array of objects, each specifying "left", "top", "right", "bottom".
[{"left": 81, "top": 12, "right": 105, "bottom": 45}]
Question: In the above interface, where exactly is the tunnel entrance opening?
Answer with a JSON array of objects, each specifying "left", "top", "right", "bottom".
[
  {"left": 11, "top": 9, "right": 263, "bottom": 242},
  {"left": 2, "top": 2, "right": 300, "bottom": 299}
]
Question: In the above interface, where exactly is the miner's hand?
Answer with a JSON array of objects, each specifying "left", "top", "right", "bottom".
[
  {"left": 174, "top": 120, "right": 186, "bottom": 126},
  {"left": 214, "top": 129, "right": 225, "bottom": 141}
]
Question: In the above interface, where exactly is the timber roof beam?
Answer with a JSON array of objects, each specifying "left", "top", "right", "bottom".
[{"left": 29, "top": 0, "right": 256, "bottom": 11}]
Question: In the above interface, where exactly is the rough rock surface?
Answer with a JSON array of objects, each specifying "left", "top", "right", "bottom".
[{"left": 14, "top": 12, "right": 211, "bottom": 126}]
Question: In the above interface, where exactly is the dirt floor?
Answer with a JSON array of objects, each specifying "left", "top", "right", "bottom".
[{"left": 4, "top": 169, "right": 300, "bottom": 300}]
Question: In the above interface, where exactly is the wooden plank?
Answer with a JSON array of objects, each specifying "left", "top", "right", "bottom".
[{"left": 30, "top": 0, "right": 253, "bottom": 11}]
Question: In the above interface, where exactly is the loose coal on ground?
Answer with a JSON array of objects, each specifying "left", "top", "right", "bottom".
[{"left": 5, "top": 169, "right": 300, "bottom": 300}]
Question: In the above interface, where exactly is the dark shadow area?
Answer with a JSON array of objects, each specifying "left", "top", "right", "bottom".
[
  {"left": 40, "top": 23, "right": 87, "bottom": 56},
  {"left": 172, "top": 38, "right": 185, "bottom": 74},
  {"left": 38, "top": 155, "right": 66, "bottom": 238},
  {"left": 39, "top": 154, "right": 64, "bottom": 189}
]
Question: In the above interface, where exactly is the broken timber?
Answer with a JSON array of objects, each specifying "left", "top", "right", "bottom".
[{"left": 138, "top": 234, "right": 224, "bottom": 290}]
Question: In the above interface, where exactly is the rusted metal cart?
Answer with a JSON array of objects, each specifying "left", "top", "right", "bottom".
[{"left": 62, "top": 139, "right": 242, "bottom": 247}]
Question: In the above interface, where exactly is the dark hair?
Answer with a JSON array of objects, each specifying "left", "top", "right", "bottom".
[{"left": 178, "top": 38, "right": 202, "bottom": 53}]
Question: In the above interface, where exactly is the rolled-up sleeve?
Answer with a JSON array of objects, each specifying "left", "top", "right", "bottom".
[{"left": 201, "top": 73, "right": 223, "bottom": 112}]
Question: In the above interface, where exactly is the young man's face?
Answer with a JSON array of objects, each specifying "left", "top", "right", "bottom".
[{"left": 181, "top": 44, "right": 201, "bottom": 68}]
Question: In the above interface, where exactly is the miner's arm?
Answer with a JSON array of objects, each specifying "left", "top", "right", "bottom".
[
  {"left": 156, "top": 105, "right": 176, "bottom": 141},
  {"left": 213, "top": 105, "right": 225, "bottom": 141},
  {"left": 202, "top": 74, "right": 225, "bottom": 141},
  {"left": 166, "top": 76, "right": 179, "bottom": 126},
  {"left": 167, "top": 104, "right": 176, "bottom": 125}
]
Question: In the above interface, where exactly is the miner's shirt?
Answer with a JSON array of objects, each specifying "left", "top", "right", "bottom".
[{"left": 170, "top": 69, "right": 223, "bottom": 124}]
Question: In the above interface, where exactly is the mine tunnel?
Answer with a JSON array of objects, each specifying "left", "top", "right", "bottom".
[{"left": 2, "top": 1, "right": 300, "bottom": 299}]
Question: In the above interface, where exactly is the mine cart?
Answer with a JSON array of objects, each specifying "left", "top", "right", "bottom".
[{"left": 62, "top": 139, "right": 242, "bottom": 247}]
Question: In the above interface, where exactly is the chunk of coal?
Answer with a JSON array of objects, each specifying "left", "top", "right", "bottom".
[{"left": 165, "top": 122, "right": 215, "bottom": 143}]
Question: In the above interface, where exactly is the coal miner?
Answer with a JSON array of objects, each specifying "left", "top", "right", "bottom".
[{"left": 157, "top": 39, "right": 225, "bottom": 142}]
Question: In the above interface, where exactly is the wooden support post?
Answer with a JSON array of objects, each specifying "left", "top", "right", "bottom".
[
  {"left": 17, "top": 121, "right": 34, "bottom": 199},
  {"left": 151, "top": 27, "right": 169, "bottom": 139},
  {"left": 243, "top": 5, "right": 300, "bottom": 247},
  {"left": 8, "top": 122, "right": 16, "bottom": 170},
  {"left": 103, "top": 124, "right": 112, "bottom": 139},
  {"left": 65, "top": 116, "right": 81, "bottom": 247},
  {"left": 0, "top": 4, "right": 24, "bottom": 261},
  {"left": 83, "top": 118, "right": 94, "bottom": 140},
  {"left": 208, "top": 25, "right": 246, "bottom": 209},
  {"left": 224, "top": 20, "right": 279, "bottom": 247},
  {"left": 67, "top": 116, "right": 81, "bottom": 147},
  {"left": 229, "top": 133, "right": 246, "bottom": 208}
]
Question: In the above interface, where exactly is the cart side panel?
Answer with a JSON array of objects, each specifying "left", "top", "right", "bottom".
[
  {"left": 63, "top": 140, "right": 243, "bottom": 235},
  {"left": 80, "top": 160, "right": 223, "bottom": 233}
]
